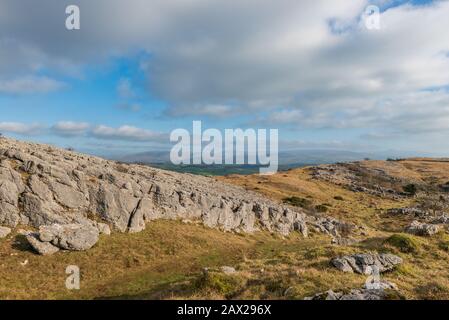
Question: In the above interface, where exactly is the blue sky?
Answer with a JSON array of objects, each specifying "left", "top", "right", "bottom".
[{"left": 1, "top": 0, "right": 448, "bottom": 158}]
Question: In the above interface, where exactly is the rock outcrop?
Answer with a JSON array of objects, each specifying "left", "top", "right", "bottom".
[
  {"left": 0, "top": 137, "right": 360, "bottom": 254},
  {"left": 405, "top": 220, "right": 440, "bottom": 236},
  {"left": 331, "top": 253, "right": 402, "bottom": 275},
  {"left": 387, "top": 207, "right": 429, "bottom": 217},
  {"left": 310, "top": 164, "right": 404, "bottom": 199},
  {"left": 305, "top": 284, "right": 400, "bottom": 300}
]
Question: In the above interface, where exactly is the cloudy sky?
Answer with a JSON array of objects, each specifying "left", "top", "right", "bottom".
[{"left": 1, "top": 0, "right": 449, "bottom": 157}]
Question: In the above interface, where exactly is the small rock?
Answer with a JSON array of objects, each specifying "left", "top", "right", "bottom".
[
  {"left": 26, "top": 233, "right": 60, "bottom": 255},
  {"left": 20, "top": 259, "right": 28, "bottom": 266},
  {"left": 220, "top": 266, "right": 237, "bottom": 274},
  {"left": 0, "top": 226, "right": 11, "bottom": 238}
]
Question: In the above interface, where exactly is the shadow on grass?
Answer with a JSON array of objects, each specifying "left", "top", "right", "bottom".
[
  {"left": 11, "top": 234, "right": 34, "bottom": 253},
  {"left": 94, "top": 276, "right": 197, "bottom": 300}
]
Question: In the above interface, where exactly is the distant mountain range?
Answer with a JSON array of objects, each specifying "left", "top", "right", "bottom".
[
  {"left": 117, "top": 149, "right": 430, "bottom": 165},
  {"left": 113, "top": 149, "right": 431, "bottom": 176}
]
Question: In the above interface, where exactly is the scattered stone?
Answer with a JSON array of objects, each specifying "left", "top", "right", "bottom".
[
  {"left": 331, "top": 253, "right": 402, "bottom": 275},
  {"left": 20, "top": 259, "right": 28, "bottom": 266},
  {"left": 0, "top": 226, "right": 11, "bottom": 238},
  {"left": 406, "top": 220, "right": 440, "bottom": 236}
]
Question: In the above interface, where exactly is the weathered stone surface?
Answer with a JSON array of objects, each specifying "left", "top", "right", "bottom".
[
  {"left": 21, "top": 192, "right": 68, "bottom": 227},
  {"left": 331, "top": 253, "right": 402, "bottom": 275},
  {"left": 0, "top": 226, "right": 11, "bottom": 238},
  {"left": 26, "top": 233, "right": 60, "bottom": 255},
  {"left": 406, "top": 220, "right": 440, "bottom": 236},
  {"left": 28, "top": 175, "right": 52, "bottom": 202},
  {"left": 0, "top": 179, "right": 19, "bottom": 206},
  {"left": 96, "top": 222, "right": 111, "bottom": 235},
  {"left": 0, "top": 201, "right": 20, "bottom": 227},
  {"left": 50, "top": 180, "right": 87, "bottom": 209}
]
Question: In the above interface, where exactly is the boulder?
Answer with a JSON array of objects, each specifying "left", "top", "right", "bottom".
[
  {"left": 38, "top": 223, "right": 99, "bottom": 251},
  {"left": 331, "top": 253, "right": 402, "bottom": 275}
]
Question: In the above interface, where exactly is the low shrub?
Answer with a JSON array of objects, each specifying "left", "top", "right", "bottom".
[
  {"left": 283, "top": 196, "right": 312, "bottom": 209},
  {"left": 384, "top": 234, "right": 419, "bottom": 253}
]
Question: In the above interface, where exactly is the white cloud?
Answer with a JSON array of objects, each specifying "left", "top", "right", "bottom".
[
  {"left": 0, "top": 75, "right": 65, "bottom": 94},
  {"left": 1, "top": 0, "right": 449, "bottom": 137},
  {"left": 90, "top": 125, "right": 165, "bottom": 142},
  {"left": 51, "top": 121, "right": 90, "bottom": 137},
  {"left": 1, "top": 120, "right": 168, "bottom": 144},
  {"left": 0, "top": 122, "right": 45, "bottom": 135},
  {"left": 166, "top": 104, "right": 235, "bottom": 117}
]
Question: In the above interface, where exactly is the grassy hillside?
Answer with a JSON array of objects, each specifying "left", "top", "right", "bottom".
[{"left": 3, "top": 159, "right": 449, "bottom": 299}]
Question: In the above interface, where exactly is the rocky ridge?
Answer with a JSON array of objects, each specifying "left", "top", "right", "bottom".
[
  {"left": 0, "top": 137, "right": 349, "bottom": 254},
  {"left": 310, "top": 163, "right": 410, "bottom": 199}
]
